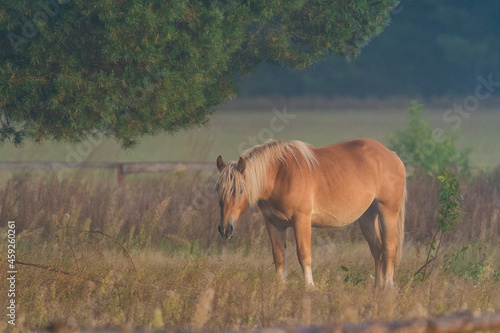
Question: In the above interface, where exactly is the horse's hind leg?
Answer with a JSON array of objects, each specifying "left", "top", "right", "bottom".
[
  {"left": 359, "top": 205, "right": 383, "bottom": 288},
  {"left": 377, "top": 203, "right": 401, "bottom": 288}
]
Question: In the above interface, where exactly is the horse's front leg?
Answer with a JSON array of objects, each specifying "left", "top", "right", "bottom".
[
  {"left": 292, "top": 213, "right": 314, "bottom": 286},
  {"left": 264, "top": 219, "right": 287, "bottom": 282}
]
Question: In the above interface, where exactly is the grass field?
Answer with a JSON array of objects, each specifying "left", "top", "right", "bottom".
[
  {"left": 0, "top": 170, "right": 499, "bottom": 332},
  {"left": 0, "top": 106, "right": 499, "bottom": 168},
  {"left": 0, "top": 104, "right": 500, "bottom": 332}
]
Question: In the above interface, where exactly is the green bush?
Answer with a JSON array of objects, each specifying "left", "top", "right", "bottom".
[
  {"left": 410, "top": 172, "right": 464, "bottom": 282},
  {"left": 389, "top": 101, "right": 471, "bottom": 176}
]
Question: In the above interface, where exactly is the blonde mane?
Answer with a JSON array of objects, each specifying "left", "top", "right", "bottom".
[{"left": 216, "top": 140, "right": 319, "bottom": 206}]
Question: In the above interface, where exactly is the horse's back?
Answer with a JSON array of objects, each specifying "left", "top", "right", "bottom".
[
  {"left": 317, "top": 139, "right": 403, "bottom": 177},
  {"left": 314, "top": 138, "right": 398, "bottom": 163}
]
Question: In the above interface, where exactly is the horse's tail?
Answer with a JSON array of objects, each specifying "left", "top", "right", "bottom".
[{"left": 396, "top": 182, "right": 407, "bottom": 265}]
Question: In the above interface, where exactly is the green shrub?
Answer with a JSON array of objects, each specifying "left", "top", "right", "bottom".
[
  {"left": 413, "top": 172, "right": 464, "bottom": 281},
  {"left": 389, "top": 101, "right": 471, "bottom": 176}
]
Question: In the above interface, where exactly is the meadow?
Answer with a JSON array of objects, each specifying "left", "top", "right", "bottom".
[
  {"left": 0, "top": 168, "right": 499, "bottom": 332},
  {"left": 0, "top": 105, "right": 499, "bottom": 167},
  {"left": 0, "top": 105, "right": 500, "bottom": 332}
]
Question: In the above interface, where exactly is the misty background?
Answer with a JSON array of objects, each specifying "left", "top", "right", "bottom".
[{"left": 237, "top": 1, "right": 500, "bottom": 100}]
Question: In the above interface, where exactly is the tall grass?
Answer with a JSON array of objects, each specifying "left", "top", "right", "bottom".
[{"left": 0, "top": 169, "right": 499, "bottom": 332}]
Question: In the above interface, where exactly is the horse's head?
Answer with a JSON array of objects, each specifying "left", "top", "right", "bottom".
[{"left": 215, "top": 155, "right": 248, "bottom": 239}]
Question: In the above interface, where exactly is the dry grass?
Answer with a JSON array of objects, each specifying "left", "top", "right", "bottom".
[{"left": 0, "top": 169, "right": 499, "bottom": 332}]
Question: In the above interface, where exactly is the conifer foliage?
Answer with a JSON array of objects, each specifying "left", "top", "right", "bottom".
[{"left": 1, "top": 0, "right": 396, "bottom": 147}]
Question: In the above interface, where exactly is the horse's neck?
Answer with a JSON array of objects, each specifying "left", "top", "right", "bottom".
[{"left": 254, "top": 160, "right": 279, "bottom": 202}]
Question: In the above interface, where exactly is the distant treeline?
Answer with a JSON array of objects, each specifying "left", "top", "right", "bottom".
[{"left": 238, "top": 0, "right": 500, "bottom": 98}]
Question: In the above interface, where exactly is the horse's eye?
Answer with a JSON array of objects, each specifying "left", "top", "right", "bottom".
[{"left": 240, "top": 189, "right": 244, "bottom": 194}]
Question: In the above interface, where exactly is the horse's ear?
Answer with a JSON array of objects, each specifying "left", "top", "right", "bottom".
[
  {"left": 237, "top": 157, "right": 246, "bottom": 174},
  {"left": 216, "top": 155, "right": 226, "bottom": 171}
]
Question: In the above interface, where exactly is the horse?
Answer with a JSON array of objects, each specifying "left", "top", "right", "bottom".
[{"left": 215, "top": 139, "right": 406, "bottom": 288}]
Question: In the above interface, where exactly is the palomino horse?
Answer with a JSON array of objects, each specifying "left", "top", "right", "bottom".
[{"left": 215, "top": 139, "right": 406, "bottom": 288}]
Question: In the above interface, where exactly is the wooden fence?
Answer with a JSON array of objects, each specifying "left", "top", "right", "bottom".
[{"left": 0, "top": 161, "right": 215, "bottom": 183}]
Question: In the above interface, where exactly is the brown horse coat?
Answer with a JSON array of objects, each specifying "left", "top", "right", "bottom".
[{"left": 216, "top": 139, "right": 406, "bottom": 288}]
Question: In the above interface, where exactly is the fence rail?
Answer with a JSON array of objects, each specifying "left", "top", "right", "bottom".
[{"left": 0, "top": 161, "right": 215, "bottom": 183}]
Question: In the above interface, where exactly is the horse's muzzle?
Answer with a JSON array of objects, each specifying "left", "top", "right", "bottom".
[{"left": 218, "top": 224, "right": 233, "bottom": 239}]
